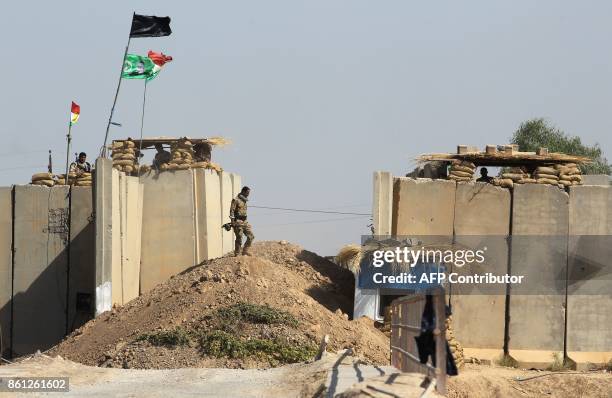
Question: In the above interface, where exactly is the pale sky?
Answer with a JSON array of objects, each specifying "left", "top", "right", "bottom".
[{"left": 2, "top": 1, "right": 611, "bottom": 254}]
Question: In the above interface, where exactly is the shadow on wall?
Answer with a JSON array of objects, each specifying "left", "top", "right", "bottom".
[{"left": 0, "top": 187, "right": 95, "bottom": 359}]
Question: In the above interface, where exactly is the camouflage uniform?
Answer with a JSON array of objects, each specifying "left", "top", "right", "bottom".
[
  {"left": 230, "top": 193, "right": 254, "bottom": 255},
  {"left": 69, "top": 161, "right": 92, "bottom": 175}
]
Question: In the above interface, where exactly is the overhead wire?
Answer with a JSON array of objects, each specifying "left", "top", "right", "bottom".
[
  {"left": 250, "top": 205, "right": 371, "bottom": 216},
  {"left": 257, "top": 215, "right": 370, "bottom": 228}
]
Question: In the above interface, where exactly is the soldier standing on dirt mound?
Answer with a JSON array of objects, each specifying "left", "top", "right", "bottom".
[{"left": 230, "top": 186, "right": 255, "bottom": 256}]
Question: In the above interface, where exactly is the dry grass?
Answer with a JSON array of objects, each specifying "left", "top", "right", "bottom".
[
  {"left": 206, "top": 136, "right": 232, "bottom": 147},
  {"left": 417, "top": 151, "right": 591, "bottom": 167},
  {"left": 335, "top": 244, "right": 363, "bottom": 274}
]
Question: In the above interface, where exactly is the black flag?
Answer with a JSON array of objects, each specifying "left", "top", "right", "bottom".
[{"left": 130, "top": 14, "right": 172, "bottom": 37}]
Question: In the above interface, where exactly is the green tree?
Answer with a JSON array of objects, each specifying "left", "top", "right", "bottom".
[{"left": 511, "top": 118, "right": 611, "bottom": 175}]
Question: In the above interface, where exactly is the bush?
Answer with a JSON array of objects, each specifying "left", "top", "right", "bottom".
[
  {"left": 217, "top": 302, "right": 298, "bottom": 327},
  {"left": 137, "top": 327, "right": 191, "bottom": 347},
  {"left": 199, "top": 330, "right": 317, "bottom": 364}
]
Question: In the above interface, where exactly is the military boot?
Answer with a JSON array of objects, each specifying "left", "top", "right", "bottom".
[
  {"left": 242, "top": 245, "right": 252, "bottom": 256},
  {"left": 234, "top": 242, "right": 242, "bottom": 256}
]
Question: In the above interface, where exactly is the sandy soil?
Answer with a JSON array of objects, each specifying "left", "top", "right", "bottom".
[
  {"left": 448, "top": 363, "right": 611, "bottom": 398},
  {"left": 49, "top": 241, "right": 389, "bottom": 369}
]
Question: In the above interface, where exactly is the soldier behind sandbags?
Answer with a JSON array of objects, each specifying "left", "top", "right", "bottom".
[
  {"left": 230, "top": 186, "right": 255, "bottom": 256},
  {"left": 152, "top": 143, "right": 171, "bottom": 170},
  {"left": 69, "top": 152, "right": 92, "bottom": 175},
  {"left": 193, "top": 142, "right": 212, "bottom": 162},
  {"left": 476, "top": 167, "right": 493, "bottom": 183}
]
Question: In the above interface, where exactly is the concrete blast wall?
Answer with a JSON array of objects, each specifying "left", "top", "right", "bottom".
[
  {"left": 68, "top": 187, "right": 95, "bottom": 331},
  {"left": 374, "top": 173, "right": 611, "bottom": 367},
  {"left": 509, "top": 184, "right": 568, "bottom": 366},
  {"left": 220, "top": 172, "right": 234, "bottom": 255},
  {"left": 392, "top": 178, "right": 455, "bottom": 239},
  {"left": 452, "top": 182, "right": 510, "bottom": 360},
  {"left": 12, "top": 186, "right": 70, "bottom": 356},
  {"left": 195, "top": 170, "right": 222, "bottom": 262},
  {"left": 0, "top": 188, "right": 12, "bottom": 358},
  {"left": 567, "top": 186, "right": 612, "bottom": 366},
  {"left": 111, "top": 171, "right": 143, "bottom": 305},
  {"left": 2, "top": 159, "right": 237, "bottom": 357},
  {"left": 139, "top": 169, "right": 237, "bottom": 293},
  {"left": 140, "top": 170, "right": 196, "bottom": 293}
]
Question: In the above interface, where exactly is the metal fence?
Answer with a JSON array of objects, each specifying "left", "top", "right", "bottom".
[{"left": 390, "top": 288, "right": 447, "bottom": 395}]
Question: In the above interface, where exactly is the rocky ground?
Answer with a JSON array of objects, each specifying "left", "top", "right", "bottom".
[{"left": 48, "top": 241, "right": 389, "bottom": 369}]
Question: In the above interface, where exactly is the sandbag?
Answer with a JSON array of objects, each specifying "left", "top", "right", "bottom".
[
  {"left": 534, "top": 173, "right": 559, "bottom": 180},
  {"left": 206, "top": 162, "right": 223, "bottom": 172},
  {"left": 31, "top": 172, "right": 53, "bottom": 181},
  {"left": 568, "top": 174, "right": 582, "bottom": 182},
  {"left": 113, "top": 154, "right": 135, "bottom": 161},
  {"left": 450, "top": 165, "right": 474, "bottom": 174},
  {"left": 176, "top": 163, "right": 190, "bottom": 170},
  {"left": 494, "top": 178, "right": 513, "bottom": 188},
  {"left": 537, "top": 178, "right": 559, "bottom": 185},
  {"left": 31, "top": 179, "right": 55, "bottom": 187},
  {"left": 536, "top": 166, "right": 558, "bottom": 175},
  {"left": 113, "top": 159, "right": 135, "bottom": 166},
  {"left": 559, "top": 180, "right": 572, "bottom": 187},
  {"left": 451, "top": 161, "right": 476, "bottom": 170},
  {"left": 501, "top": 173, "right": 524, "bottom": 180},
  {"left": 516, "top": 178, "right": 537, "bottom": 184},
  {"left": 448, "top": 174, "right": 472, "bottom": 182},
  {"left": 450, "top": 170, "right": 472, "bottom": 178},
  {"left": 75, "top": 181, "right": 92, "bottom": 186},
  {"left": 123, "top": 166, "right": 134, "bottom": 173},
  {"left": 190, "top": 162, "right": 208, "bottom": 169}
]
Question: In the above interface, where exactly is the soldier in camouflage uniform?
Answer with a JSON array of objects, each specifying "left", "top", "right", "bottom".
[{"left": 230, "top": 186, "right": 255, "bottom": 256}]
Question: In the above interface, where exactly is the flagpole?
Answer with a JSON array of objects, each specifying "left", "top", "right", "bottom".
[
  {"left": 65, "top": 122, "right": 72, "bottom": 184},
  {"left": 100, "top": 12, "right": 135, "bottom": 158},
  {"left": 136, "top": 79, "right": 148, "bottom": 174}
]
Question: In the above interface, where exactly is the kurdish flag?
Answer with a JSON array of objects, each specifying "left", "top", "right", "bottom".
[
  {"left": 70, "top": 101, "right": 80, "bottom": 126},
  {"left": 122, "top": 51, "right": 173, "bottom": 81}
]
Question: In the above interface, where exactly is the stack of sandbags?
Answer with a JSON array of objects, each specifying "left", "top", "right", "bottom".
[
  {"left": 446, "top": 315, "right": 464, "bottom": 369},
  {"left": 448, "top": 160, "right": 476, "bottom": 182},
  {"left": 133, "top": 164, "right": 151, "bottom": 176},
  {"left": 534, "top": 166, "right": 560, "bottom": 186},
  {"left": 75, "top": 172, "right": 92, "bottom": 187},
  {"left": 167, "top": 139, "right": 194, "bottom": 170},
  {"left": 190, "top": 161, "right": 223, "bottom": 172},
  {"left": 556, "top": 163, "right": 582, "bottom": 188},
  {"left": 54, "top": 173, "right": 75, "bottom": 185},
  {"left": 492, "top": 177, "right": 513, "bottom": 189},
  {"left": 502, "top": 167, "right": 526, "bottom": 183},
  {"left": 111, "top": 140, "right": 137, "bottom": 174},
  {"left": 30, "top": 172, "right": 55, "bottom": 187}
]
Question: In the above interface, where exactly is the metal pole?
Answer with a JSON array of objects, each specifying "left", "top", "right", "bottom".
[
  {"left": 136, "top": 79, "right": 148, "bottom": 168},
  {"left": 100, "top": 12, "right": 134, "bottom": 158},
  {"left": 65, "top": 123, "right": 72, "bottom": 184}
]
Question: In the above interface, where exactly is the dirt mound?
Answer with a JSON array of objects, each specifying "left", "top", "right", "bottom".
[{"left": 49, "top": 241, "right": 389, "bottom": 369}]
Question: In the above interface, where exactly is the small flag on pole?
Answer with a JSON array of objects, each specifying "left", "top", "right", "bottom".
[
  {"left": 70, "top": 101, "right": 80, "bottom": 126},
  {"left": 130, "top": 14, "right": 172, "bottom": 38},
  {"left": 122, "top": 51, "right": 173, "bottom": 81}
]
